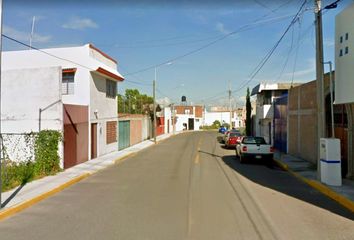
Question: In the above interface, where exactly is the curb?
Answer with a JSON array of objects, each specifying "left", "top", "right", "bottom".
[
  {"left": 0, "top": 173, "right": 91, "bottom": 221},
  {"left": 273, "top": 158, "right": 354, "bottom": 213}
]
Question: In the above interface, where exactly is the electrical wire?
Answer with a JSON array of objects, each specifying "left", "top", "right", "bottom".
[
  {"left": 230, "top": 0, "right": 308, "bottom": 95},
  {"left": 2, "top": 34, "right": 154, "bottom": 87},
  {"left": 124, "top": 13, "right": 296, "bottom": 76}
]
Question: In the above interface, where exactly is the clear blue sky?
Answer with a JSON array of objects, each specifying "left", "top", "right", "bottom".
[{"left": 3, "top": 0, "right": 352, "bottom": 108}]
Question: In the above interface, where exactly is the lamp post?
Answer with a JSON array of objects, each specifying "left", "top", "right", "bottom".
[{"left": 153, "top": 62, "right": 173, "bottom": 144}]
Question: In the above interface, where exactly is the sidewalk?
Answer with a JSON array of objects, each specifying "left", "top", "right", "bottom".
[
  {"left": 0, "top": 132, "right": 179, "bottom": 220},
  {"left": 273, "top": 152, "right": 354, "bottom": 213}
]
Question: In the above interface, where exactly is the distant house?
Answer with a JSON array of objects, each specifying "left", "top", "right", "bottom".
[
  {"left": 173, "top": 105, "right": 203, "bottom": 131},
  {"left": 203, "top": 109, "right": 244, "bottom": 129},
  {"left": 251, "top": 83, "right": 300, "bottom": 145},
  {"left": 2, "top": 44, "right": 124, "bottom": 169}
]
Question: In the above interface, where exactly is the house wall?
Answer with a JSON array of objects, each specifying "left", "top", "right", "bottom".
[
  {"left": 130, "top": 119, "right": 143, "bottom": 145},
  {"left": 90, "top": 73, "right": 118, "bottom": 157},
  {"left": 3, "top": 47, "right": 91, "bottom": 106},
  {"left": 164, "top": 107, "right": 172, "bottom": 134},
  {"left": 175, "top": 114, "right": 190, "bottom": 131},
  {"left": 335, "top": 2, "right": 354, "bottom": 104},
  {"left": 2, "top": 67, "right": 63, "bottom": 166},
  {"left": 203, "top": 111, "right": 239, "bottom": 126},
  {"left": 288, "top": 81, "right": 317, "bottom": 164},
  {"left": 2, "top": 67, "right": 63, "bottom": 132}
]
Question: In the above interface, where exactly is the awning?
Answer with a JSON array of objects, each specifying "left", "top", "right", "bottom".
[{"left": 95, "top": 67, "right": 124, "bottom": 82}]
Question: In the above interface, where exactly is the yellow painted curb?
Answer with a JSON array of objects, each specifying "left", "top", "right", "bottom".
[
  {"left": 114, "top": 152, "right": 136, "bottom": 164},
  {"left": 0, "top": 173, "right": 91, "bottom": 221},
  {"left": 273, "top": 158, "right": 354, "bottom": 213},
  {"left": 273, "top": 159, "right": 288, "bottom": 171}
]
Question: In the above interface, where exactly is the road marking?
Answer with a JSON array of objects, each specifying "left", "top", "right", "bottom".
[{"left": 194, "top": 139, "right": 202, "bottom": 164}]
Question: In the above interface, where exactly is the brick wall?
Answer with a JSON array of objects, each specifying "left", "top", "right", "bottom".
[
  {"left": 106, "top": 121, "right": 117, "bottom": 144},
  {"left": 195, "top": 106, "right": 203, "bottom": 118}
]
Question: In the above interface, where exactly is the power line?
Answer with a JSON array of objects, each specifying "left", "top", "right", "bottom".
[
  {"left": 3, "top": 34, "right": 151, "bottom": 87},
  {"left": 231, "top": 0, "right": 308, "bottom": 95},
  {"left": 124, "top": 13, "right": 296, "bottom": 76}
]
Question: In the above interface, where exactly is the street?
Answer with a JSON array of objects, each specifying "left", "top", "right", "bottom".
[{"left": 0, "top": 131, "right": 353, "bottom": 240}]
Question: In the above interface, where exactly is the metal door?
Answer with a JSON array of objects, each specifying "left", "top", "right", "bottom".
[{"left": 119, "top": 120, "right": 130, "bottom": 150}]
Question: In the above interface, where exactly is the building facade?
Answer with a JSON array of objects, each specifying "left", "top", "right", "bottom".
[
  {"left": 2, "top": 44, "right": 124, "bottom": 168},
  {"left": 251, "top": 83, "right": 300, "bottom": 145}
]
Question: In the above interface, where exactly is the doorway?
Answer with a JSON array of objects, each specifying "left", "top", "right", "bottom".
[
  {"left": 91, "top": 123, "right": 98, "bottom": 159},
  {"left": 188, "top": 118, "right": 194, "bottom": 130}
]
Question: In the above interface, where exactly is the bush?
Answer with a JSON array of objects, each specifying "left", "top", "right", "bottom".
[
  {"left": 1, "top": 130, "right": 62, "bottom": 192},
  {"left": 34, "top": 130, "right": 62, "bottom": 176},
  {"left": 1, "top": 161, "right": 35, "bottom": 191}
]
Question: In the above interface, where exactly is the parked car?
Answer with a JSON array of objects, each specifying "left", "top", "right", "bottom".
[
  {"left": 235, "top": 136, "right": 274, "bottom": 164},
  {"left": 218, "top": 126, "right": 227, "bottom": 134},
  {"left": 223, "top": 128, "right": 240, "bottom": 143},
  {"left": 224, "top": 132, "right": 243, "bottom": 148}
]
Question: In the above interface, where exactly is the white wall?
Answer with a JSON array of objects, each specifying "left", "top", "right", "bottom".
[
  {"left": 163, "top": 107, "right": 172, "bottom": 134},
  {"left": 335, "top": 2, "right": 354, "bottom": 104},
  {"left": 90, "top": 73, "right": 118, "bottom": 156},
  {"left": 203, "top": 111, "right": 241, "bottom": 128},
  {"left": 175, "top": 114, "right": 189, "bottom": 131},
  {"left": 2, "top": 67, "right": 63, "bottom": 165},
  {"left": 2, "top": 67, "right": 63, "bottom": 133},
  {"left": 3, "top": 46, "right": 90, "bottom": 106}
]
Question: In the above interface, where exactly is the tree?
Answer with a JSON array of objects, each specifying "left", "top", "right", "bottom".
[
  {"left": 118, "top": 89, "right": 153, "bottom": 114},
  {"left": 245, "top": 87, "right": 252, "bottom": 136}
]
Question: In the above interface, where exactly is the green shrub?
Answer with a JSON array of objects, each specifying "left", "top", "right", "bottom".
[
  {"left": 1, "top": 161, "right": 35, "bottom": 191},
  {"left": 1, "top": 130, "right": 62, "bottom": 192},
  {"left": 34, "top": 130, "right": 62, "bottom": 176}
]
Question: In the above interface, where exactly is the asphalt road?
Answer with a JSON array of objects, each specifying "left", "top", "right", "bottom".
[{"left": 0, "top": 131, "right": 353, "bottom": 240}]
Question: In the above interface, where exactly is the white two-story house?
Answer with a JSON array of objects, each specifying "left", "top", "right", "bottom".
[{"left": 2, "top": 44, "right": 124, "bottom": 169}]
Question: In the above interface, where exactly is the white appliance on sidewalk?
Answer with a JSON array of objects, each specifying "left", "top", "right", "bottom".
[{"left": 320, "top": 138, "right": 342, "bottom": 186}]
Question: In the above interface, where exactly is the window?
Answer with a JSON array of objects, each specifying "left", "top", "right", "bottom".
[
  {"left": 106, "top": 79, "right": 117, "bottom": 98},
  {"left": 339, "top": 49, "right": 343, "bottom": 57},
  {"left": 345, "top": 46, "right": 349, "bottom": 54},
  {"left": 263, "top": 91, "right": 272, "bottom": 105},
  {"left": 106, "top": 121, "right": 117, "bottom": 144},
  {"left": 184, "top": 109, "right": 190, "bottom": 115},
  {"left": 62, "top": 72, "right": 75, "bottom": 95},
  {"left": 340, "top": 36, "right": 343, "bottom": 43},
  {"left": 345, "top": 33, "right": 349, "bottom": 40}
]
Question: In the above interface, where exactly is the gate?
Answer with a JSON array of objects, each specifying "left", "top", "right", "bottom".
[
  {"left": 119, "top": 120, "right": 130, "bottom": 150},
  {"left": 273, "top": 94, "right": 288, "bottom": 153}
]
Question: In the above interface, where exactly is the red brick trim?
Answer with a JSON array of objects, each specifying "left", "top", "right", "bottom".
[{"left": 96, "top": 67, "right": 124, "bottom": 81}]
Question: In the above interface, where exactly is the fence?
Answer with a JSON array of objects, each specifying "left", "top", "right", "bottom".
[{"left": 1, "top": 133, "right": 36, "bottom": 163}]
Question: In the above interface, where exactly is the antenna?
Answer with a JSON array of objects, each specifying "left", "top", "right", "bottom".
[{"left": 29, "top": 16, "right": 35, "bottom": 49}]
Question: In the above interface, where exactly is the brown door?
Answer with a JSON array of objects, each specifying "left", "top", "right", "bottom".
[
  {"left": 91, "top": 123, "right": 97, "bottom": 159},
  {"left": 167, "top": 119, "right": 170, "bottom": 133},
  {"left": 64, "top": 124, "right": 77, "bottom": 169}
]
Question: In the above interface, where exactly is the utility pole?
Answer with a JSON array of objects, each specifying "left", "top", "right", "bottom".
[
  {"left": 0, "top": 0, "right": 3, "bottom": 209},
  {"left": 323, "top": 61, "right": 335, "bottom": 138},
  {"left": 153, "top": 68, "right": 157, "bottom": 144},
  {"left": 229, "top": 81, "right": 232, "bottom": 129},
  {"left": 315, "top": 0, "right": 325, "bottom": 180}
]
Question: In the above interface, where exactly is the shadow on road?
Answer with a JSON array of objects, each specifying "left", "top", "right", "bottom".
[{"left": 221, "top": 154, "right": 354, "bottom": 221}]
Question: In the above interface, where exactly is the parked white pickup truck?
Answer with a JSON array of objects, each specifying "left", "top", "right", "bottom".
[{"left": 235, "top": 136, "right": 274, "bottom": 164}]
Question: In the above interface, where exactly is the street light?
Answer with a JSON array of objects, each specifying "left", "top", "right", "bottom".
[{"left": 153, "top": 62, "right": 173, "bottom": 144}]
